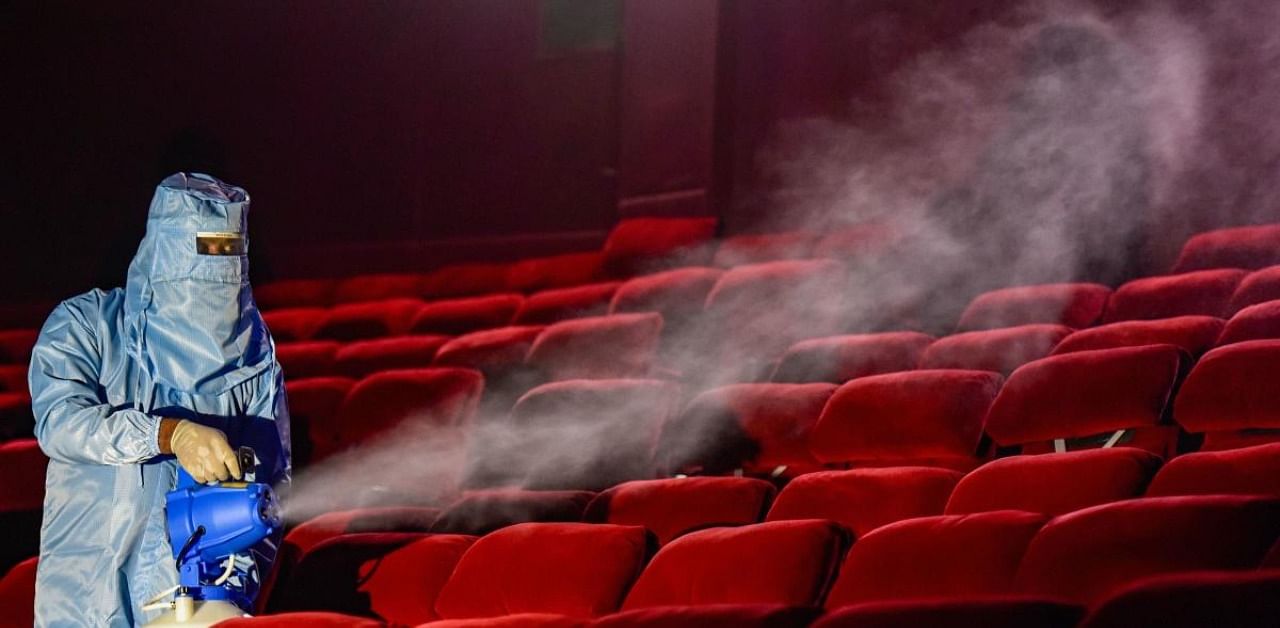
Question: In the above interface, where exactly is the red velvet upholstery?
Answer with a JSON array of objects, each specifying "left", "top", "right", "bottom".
[
  {"left": 983, "top": 345, "right": 1184, "bottom": 455},
  {"left": 1174, "top": 339, "right": 1280, "bottom": 449},
  {"left": 0, "top": 364, "right": 26, "bottom": 393},
  {"left": 434, "top": 523, "right": 651, "bottom": 619},
  {"left": 584, "top": 477, "right": 776, "bottom": 545},
  {"left": 766, "top": 467, "right": 963, "bottom": 537},
  {"left": 956, "top": 283, "right": 1110, "bottom": 332},
  {"left": 702, "top": 260, "right": 849, "bottom": 382},
  {"left": 331, "top": 335, "right": 450, "bottom": 378},
  {"left": 514, "top": 282, "right": 624, "bottom": 325},
  {"left": 1081, "top": 569, "right": 1280, "bottom": 628},
  {"left": 601, "top": 217, "right": 718, "bottom": 277},
  {"left": 313, "top": 298, "right": 424, "bottom": 341},
  {"left": 814, "top": 598, "right": 1082, "bottom": 628},
  {"left": 506, "top": 251, "right": 606, "bottom": 293},
  {"left": 1014, "top": 495, "right": 1280, "bottom": 604},
  {"left": 608, "top": 267, "right": 724, "bottom": 322},
  {"left": 656, "top": 383, "right": 837, "bottom": 477},
  {"left": 920, "top": 325, "right": 1071, "bottom": 376},
  {"left": 0, "top": 558, "right": 36, "bottom": 628},
  {"left": 809, "top": 370, "right": 1002, "bottom": 469},
  {"left": 270, "top": 532, "right": 474, "bottom": 624},
  {"left": 712, "top": 232, "right": 819, "bottom": 268},
  {"left": 1146, "top": 442, "right": 1280, "bottom": 497},
  {"left": 213, "top": 612, "right": 383, "bottom": 627},
  {"left": 275, "top": 341, "right": 341, "bottom": 379},
  {"left": 1217, "top": 299, "right": 1280, "bottom": 346},
  {"left": 525, "top": 313, "right": 663, "bottom": 381},
  {"left": 1228, "top": 265, "right": 1280, "bottom": 313},
  {"left": 255, "top": 278, "right": 336, "bottom": 310},
  {"left": 771, "top": 333, "right": 934, "bottom": 384},
  {"left": 825, "top": 510, "right": 1047, "bottom": 608},
  {"left": 593, "top": 604, "right": 819, "bottom": 628},
  {"left": 333, "top": 272, "right": 427, "bottom": 304},
  {"left": 433, "top": 325, "right": 545, "bottom": 372},
  {"left": 263, "top": 308, "right": 329, "bottom": 342},
  {"left": 622, "top": 520, "right": 848, "bottom": 610},
  {"left": 430, "top": 489, "right": 597, "bottom": 536},
  {"left": 425, "top": 614, "right": 586, "bottom": 627},
  {"left": 409, "top": 293, "right": 523, "bottom": 336},
  {"left": 945, "top": 448, "right": 1161, "bottom": 515},
  {"left": 0, "top": 329, "right": 37, "bottom": 365},
  {"left": 0, "top": 393, "right": 33, "bottom": 441},
  {"left": 810, "top": 224, "right": 897, "bottom": 261},
  {"left": 1103, "top": 269, "right": 1247, "bottom": 323},
  {"left": 422, "top": 262, "right": 514, "bottom": 299},
  {"left": 1052, "top": 315, "right": 1224, "bottom": 357},
  {"left": 1172, "top": 223, "right": 1280, "bottom": 273}
]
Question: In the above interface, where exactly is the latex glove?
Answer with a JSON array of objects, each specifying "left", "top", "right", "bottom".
[{"left": 166, "top": 419, "right": 242, "bottom": 483}]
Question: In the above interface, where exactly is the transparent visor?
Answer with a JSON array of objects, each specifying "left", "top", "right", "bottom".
[{"left": 196, "top": 232, "right": 246, "bottom": 256}]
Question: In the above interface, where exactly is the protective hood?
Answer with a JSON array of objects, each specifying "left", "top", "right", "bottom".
[{"left": 125, "top": 172, "right": 272, "bottom": 396}]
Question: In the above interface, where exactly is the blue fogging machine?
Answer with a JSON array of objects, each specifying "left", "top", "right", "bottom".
[{"left": 144, "top": 447, "right": 282, "bottom": 626}]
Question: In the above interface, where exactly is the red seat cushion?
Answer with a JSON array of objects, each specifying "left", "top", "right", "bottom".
[
  {"left": 601, "top": 217, "right": 718, "bottom": 277},
  {"left": 766, "top": 467, "right": 963, "bottom": 537},
  {"left": 430, "top": 489, "right": 597, "bottom": 536},
  {"left": 1146, "top": 442, "right": 1280, "bottom": 497},
  {"left": 276, "top": 341, "right": 341, "bottom": 379},
  {"left": 825, "top": 511, "right": 1047, "bottom": 608},
  {"left": 263, "top": 308, "right": 329, "bottom": 342},
  {"left": 408, "top": 293, "right": 523, "bottom": 336},
  {"left": 433, "top": 325, "right": 545, "bottom": 373},
  {"left": 313, "top": 299, "right": 424, "bottom": 341},
  {"left": 332, "top": 335, "right": 450, "bottom": 378},
  {"left": 1173, "top": 339, "right": 1280, "bottom": 449},
  {"left": 422, "top": 262, "right": 514, "bottom": 299},
  {"left": 434, "top": 523, "right": 651, "bottom": 619},
  {"left": 809, "top": 370, "right": 1002, "bottom": 469},
  {"left": 1172, "top": 223, "right": 1280, "bottom": 272},
  {"left": 525, "top": 313, "right": 663, "bottom": 381},
  {"left": 945, "top": 448, "right": 1161, "bottom": 515},
  {"left": 217, "top": 612, "right": 384, "bottom": 627},
  {"left": 609, "top": 267, "right": 724, "bottom": 324},
  {"left": 426, "top": 614, "right": 586, "bottom": 627},
  {"left": 810, "top": 224, "right": 897, "bottom": 261},
  {"left": 272, "top": 506, "right": 441, "bottom": 594},
  {"left": 712, "top": 232, "right": 818, "bottom": 268},
  {"left": 594, "top": 604, "right": 819, "bottom": 628},
  {"left": 814, "top": 597, "right": 1082, "bottom": 628},
  {"left": 1228, "top": 265, "right": 1280, "bottom": 313},
  {"left": 0, "top": 558, "right": 37, "bottom": 628},
  {"left": 332, "top": 273, "right": 426, "bottom": 304},
  {"left": 0, "top": 365, "right": 26, "bottom": 393},
  {"left": 0, "top": 329, "right": 38, "bottom": 365},
  {"left": 1080, "top": 569, "right": 1280, "bottom": 628},
  {"left": 584, "top": 477, "right": 776, "bottom": 545},
  {"left": 920, "top": 325, "right": 1071, "bottom": 376},
  {"left": 332, "top": 368, "right": 482, "bottom": 449},
  {"left": 1052, "top": 315, "right": 1224, "bottom": 357},
  {"left": 622, "top": 520, "right": 848, "bottom": 610},
  {"left": 1103, "top": 269, "right": 1247, "bottom": 323},
  {"left": 506, "top": 251, "right": 606, "bottom": 293},
  {"left": 771, "top": 333, "right": 934, "bottom": 384},
  {"left": 1014, "top": 495, "right": 1280, "bottom": 604},
  {"left": 1217, "top": 299, "right": 1280, "bottom": 346},
  {"left": 956, "top": 283, "right": 1110, "bottom": 332},
  {"left": 255, "top": 278, "right": 336, "bottom": 310},
  {"left": 513, "top": 282, "right": 624, "bottom": 325}
]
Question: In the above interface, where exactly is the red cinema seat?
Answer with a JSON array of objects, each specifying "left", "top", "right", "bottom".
[
  {"left": 1080, "top": 569, "right": 1280, "bottom": 628},
  {"left": 609, "top": 267, "right": 723, "bottom": 322},
  {"left": 811, "top": 223, "right": 898, "bottom": 261},
  {"left": 1014, "top": 495, "right": 1280, "bottom": 604},
  {"left": 1052, "top": 315, "right": 1224, "bottom": 357},
  {"left": 525, "top": 313, "right": 662, "bottom": 382},
  {"left": 1227, "top": 264, "right": 1280, "bottom": 313},
  {"left": 919, "top": 325, "right": 1071, "bottom": 376},
  {"left": 254, "top": 278, "right": 336, "bottom": 310},
  {"left": 421, "top": 262, "right": 513, "bottom": 299},
  {"left": 701, "top": 260, "right": 849, "bottom": 383},
  {"left": 601, "top": 217, "right": 718, "bottom": 278},
  {"left": 0, "top": 558, "right": 36, "bottom": 628},
  {"left": 814, "top": 598, "right": 1081, "bottom": 628},
  {"left": 1103, "top": 269, "right": 1247, "bottom": 323},
  {"left": 313, "top": 298, "right": 424, "bottom": 341},
  {"left": 594, "top": 604, "right": 818, "bottom": 628},
  {"left": 408, "top": 293, "right": 523, "bottom": 336},
  {"left": 425, "top": 615, "right": 585, "bottom": 627},
  {"left": 766, "top": 467, "right": 963, "bottom": 537},
  {"left": 332, "top": 272, "right": 426, "bottom": 304},
  {"left": 583, "top": 477, "right": 776, "bottom": 545},
  {"left": 217, "top": 612, "right": 383, "bottom": 627},
  {"left": 0, "top": 365, "right": 26, "bottom": 393},
  {"left": 1174, "top": 339, "right": 1280, "bottom": 450},
  {"left": 824, "top": 510, "right": 1049, "bottom": 608},
  {"left": 506, "top": 251, "right": 606, "bottom": 293},
  {"left": 512, "top": 282, "right": 623, "bottom": 325},
  {"left": 621, "top": 520, "right": 849, "bottom": 610},
  {"left": 281, "top": 376, "right": 354, "bottom": 467},
  {"left": 0, "top": 393, "right": 33, "bottom": 441},
  {"left": 809, "top": 370, "right": 1003, "bottom": 471},
  {"left": 434, "top": 523, "right": 651, "bottom": 620},
  {"left": 275, "top": 341, "right": 341, "bottom": 379},
  {"left": 656, "top": 383, "right": 837, "bottom": 478},
  {"left": 1146, "top": 442, "right": 1280, "bottom": 497},
  {"left": 712, "top": 232, "right": 818, "bottom": 268},
  {"left": 945, "top": 448, "right": 1161, "bottom": 516},
  {"left": 1217, "top": 299, "right": 1280, "bottom": 346},
  {"left": 268, "top": 532, "right": 474, "bottom": 624},
  {"left": 429, "top": 489, "right": 596, "bottom": 536},
  {"left": 332, "top": 335, "right": 450, "bottom": 379},
  {"left": 984, "top": 345, "right": 1185, "bottom": 457},
  {"left": 433, "top": 325, "right": 545, "bottom": 374},
  {"left": 1172, "top": 223, "right": 1280, "bottom": 273},
  {"left": 771, "top": 332, "right": 934, "bottom": 384},
  {"left": 0, "top": 440, "right": 47, "bottom": 572},
  {"left": 263, "top": 308, "right": 330, "bottom": 342},
  {"left": 955, "top": 283, "right": 1110, "bottom": 332},
  {"left": 0, "top": 329, "right": 38, "bottom": 365}
]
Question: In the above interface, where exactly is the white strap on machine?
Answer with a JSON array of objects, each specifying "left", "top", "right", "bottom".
[
  {"left": 1101, "top": 429, "right": 1128, "bottom": 449},
  {"left": 1053, "top": 438, "right": 1067, "bottom": 453},
  {"left": 139, "top": 585, "right": 181, "bottom": 612}
]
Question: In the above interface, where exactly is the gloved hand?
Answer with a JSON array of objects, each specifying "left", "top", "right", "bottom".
[{"left": 162, "top": 419, "right": 242, "bottom": 483}]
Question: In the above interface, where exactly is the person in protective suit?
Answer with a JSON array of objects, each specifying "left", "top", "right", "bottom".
[{"left": 28, "top": 173, "right": 290, "bottom": 626}]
